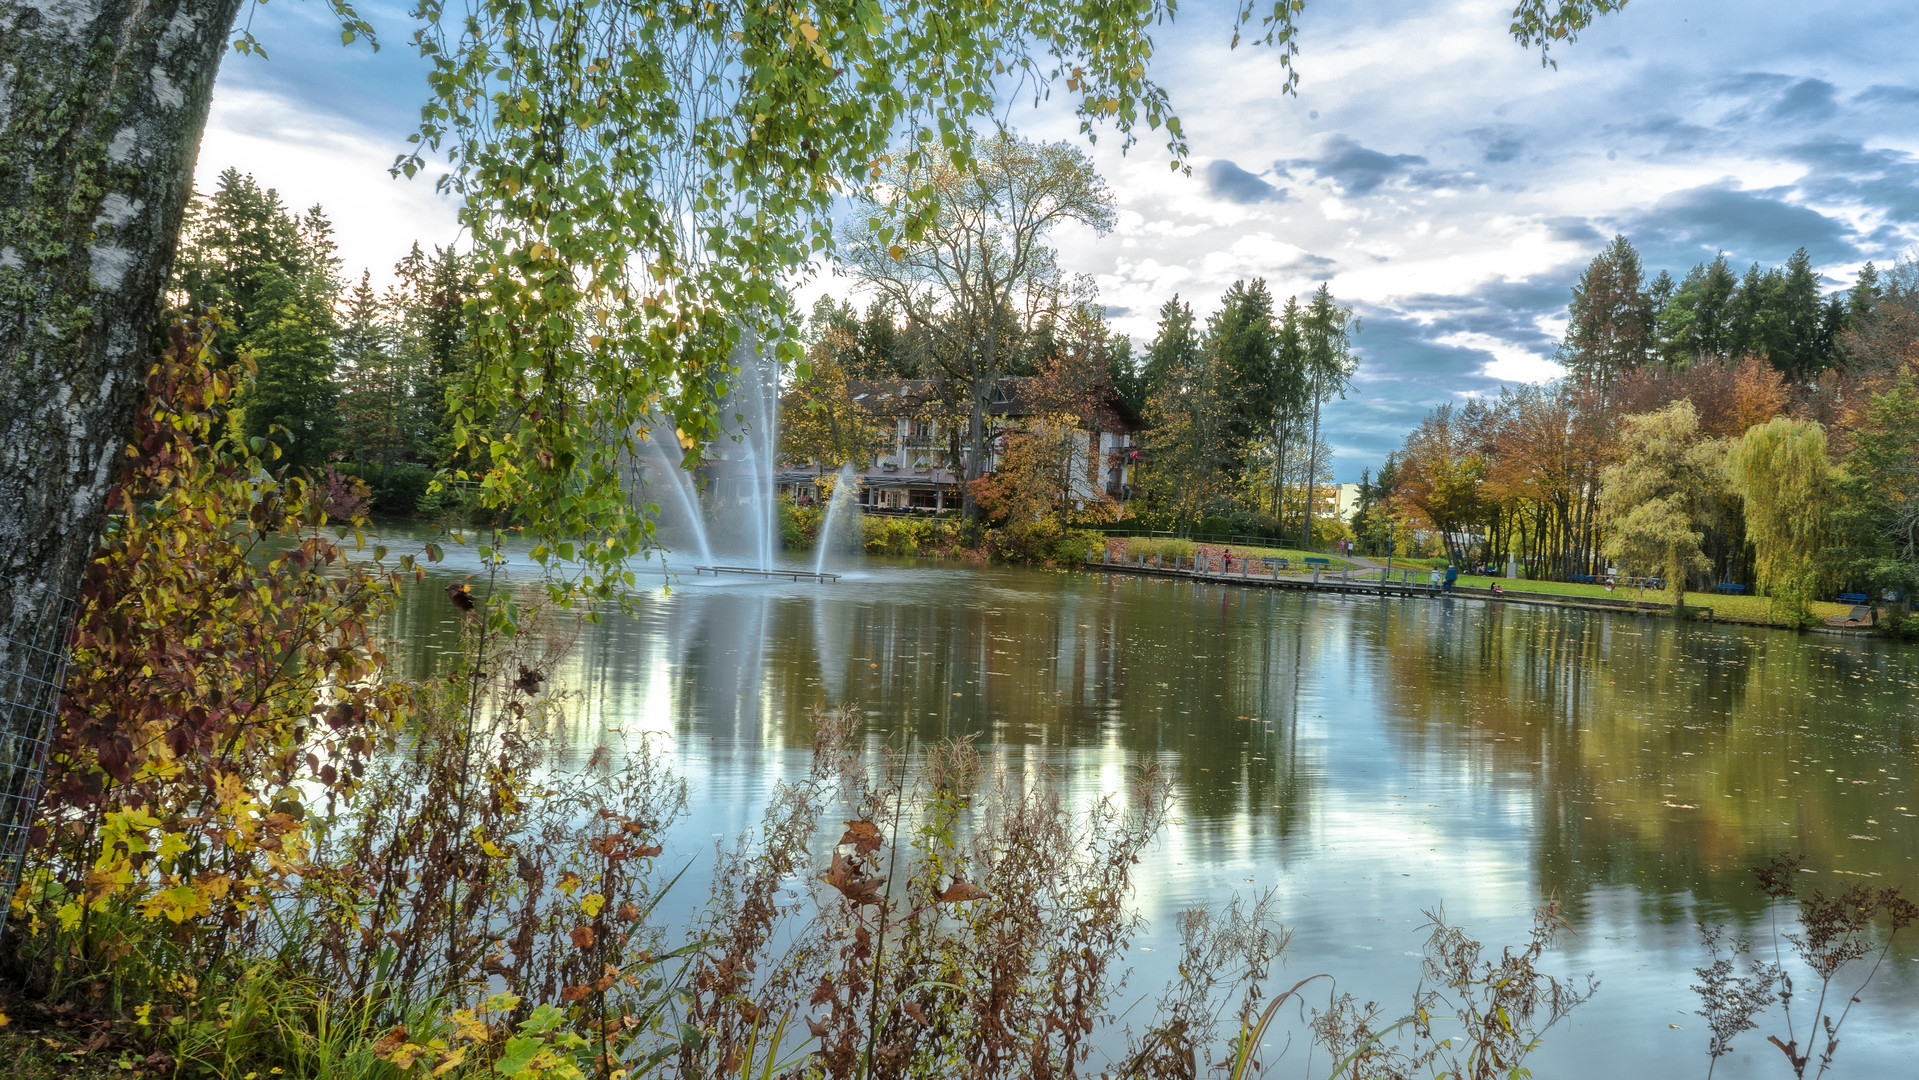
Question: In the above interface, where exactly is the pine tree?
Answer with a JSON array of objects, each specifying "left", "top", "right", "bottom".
[
  {"left": 1140, "top": 296, "right": 1201, "bottom": 408},
  {"left": 1771, "top": 247, "right": 1825, "bottom": 380},
  {"left": 1656, "top": 253, "right": 1739, "bottom": 367},
  {"left": 1207, "top": 278, "right": 1283, "bottom": 461},
  {"left": 1295, "top": 284, "right": 1359, "bottom": 546},
  {"left": 389, "top": 244, "right": 479, "bottom": 470},
  {"left": 1564, "top": 234, "right": 1654, "bottom": 384},
  {"left": 172, "top": 170, "right": 342, "bottom": 467},
  {"left": 335, "top": 271, "right": 410, "bottom": 466}
]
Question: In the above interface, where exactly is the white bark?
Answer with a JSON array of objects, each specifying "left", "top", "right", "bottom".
[{"left": 0, "top": 0, "right": 247, "bottom": 845}]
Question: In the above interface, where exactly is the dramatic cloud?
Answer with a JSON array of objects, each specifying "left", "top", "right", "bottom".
[
  {"left": 1770, "top": 77, "right": 1840, "bottom": 121},
  {"left": 1630, "top": 185, "right": 1857, "bottom": 265},
  {"left": 1204, "top": 159, "right": 1286, "bottom": 204},
  {"left": 1281, "top": 134, "right": 1432, "bottom": 195},
  {"left": 211, "top": 0, "right": 1919, "bottom": 478}
]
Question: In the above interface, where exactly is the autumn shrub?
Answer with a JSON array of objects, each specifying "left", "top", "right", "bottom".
[
  {"left": 1691, "top": 854, "right": 1917, "bottom": 1079},
  {"left": 783, "top": 499, "right": 824, "bottom": 549},
  {"left": 5, "top": 316, "right": 411, "bottom": 1013},
  {"left": 861, "top": 515, "right": 957, "bottom": 557}
]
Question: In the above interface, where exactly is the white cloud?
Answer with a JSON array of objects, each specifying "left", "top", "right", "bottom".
[
  {"left": 1434, "top": 330, "right": 1565, "bottom": 384},
  {"left": 197, "top": 87, "right": 463, "bottom": 287},
  {"left": 211, "top": 0, "right": 1919, "bottom": 475}
]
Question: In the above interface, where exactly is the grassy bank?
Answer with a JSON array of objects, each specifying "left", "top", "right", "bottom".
[
  {"left": 1452, "top": 574, "right": 1854, "bottom": 624},
  {"left": 1109, "top": 535, "right": 1356, "bottom": 569}
]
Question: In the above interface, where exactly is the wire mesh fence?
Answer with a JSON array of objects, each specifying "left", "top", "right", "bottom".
[{"left": 0, "top": 587, "right": 76, "bottom": 924}]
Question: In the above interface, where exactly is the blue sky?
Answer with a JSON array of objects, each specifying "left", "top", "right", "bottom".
[{"left": 203, "top": 0, "right": 1919, "bottom": 480}]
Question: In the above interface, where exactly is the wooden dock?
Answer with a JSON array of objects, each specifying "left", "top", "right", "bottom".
[{"left": 693, "top": 565, "right": 842, "bottom": 583}]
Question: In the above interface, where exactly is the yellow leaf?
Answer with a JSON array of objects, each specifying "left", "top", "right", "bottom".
[
  {"left": 580, "top": 893, "right": 605, "bottom": 917},
  {"left": 888, "top": 245, "right": 905, "bottom": 259},
  {"left": 481, "top": 840, "right": 509, "bottom": 858},
  {"left": 431, "top": 1046, "right": 468, "bottom": 1075}
]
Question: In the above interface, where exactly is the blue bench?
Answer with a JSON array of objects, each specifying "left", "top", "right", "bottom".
[
  {"left": 1569, "top": 574, "right": 1596, "bottom": 584},
  {"left": 1260, "top": 557, "right": 1291, "bottom": 569},
  {"left": 1715, "top": 583, "right": 1746, "bottom": 595},
  {"left": 1838, "top": 592, "right": 1870, "bottom": 604},
  {"left": 1303, "top": 557, "right": 1331, "bottom": 567}
]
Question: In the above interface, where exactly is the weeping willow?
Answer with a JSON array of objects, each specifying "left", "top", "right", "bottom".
[{"left": 1728, "top": 417, "right": 1831, "bottom": 624}]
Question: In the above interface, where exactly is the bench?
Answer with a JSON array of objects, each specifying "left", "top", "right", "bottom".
[
  {"left": 1838, "top": 592, "right": 1870, "bottom": 604},
  {"left": 1260, "top": 557, "right": 1291, "bottom": 569},
  {"left": 1714, "top": 583, "right": 1746, "bottom": 595},
  {"left": 1303, "top": 557, "right": 1331, "bottom": 567},
  {"left": 1569, "top": 574, "right": 1596, "bottom": 584}
]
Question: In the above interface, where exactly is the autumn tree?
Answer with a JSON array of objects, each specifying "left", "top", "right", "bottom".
[
  {"left": 780, "top": 333, "right": 884, "bottom": 477},
  {"left": 843, "top": 134, "right": 1115, "bottom": 522},
  {"left": 1395, "top": 401, "right": 1493, "bottom": 566},
  {"left": 1599, "top": 401, "right": 1730, "bottom": 610}
]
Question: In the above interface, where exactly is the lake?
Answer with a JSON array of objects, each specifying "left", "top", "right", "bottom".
[{"left": 384, "top": 535, "right": 1919, "bottom": 1078}]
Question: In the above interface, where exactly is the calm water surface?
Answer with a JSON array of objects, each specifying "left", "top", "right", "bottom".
[{"left": 385, "top": 538, "right": 1919, "bottom": 1078}]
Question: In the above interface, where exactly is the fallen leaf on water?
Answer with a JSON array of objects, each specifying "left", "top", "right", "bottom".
[
  {"left": 938, "top": 877, "right": 991, "bottom": 903},
  {"left": 823, "top": 852, "right": 883, "bottom": 905},
  {"left": 841, "top": 819, "right": 882, "bottom": 854}
]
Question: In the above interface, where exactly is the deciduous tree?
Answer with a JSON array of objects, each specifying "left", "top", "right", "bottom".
[
  {"left": 1599, "top": 401, "right": 1729, "bottom": 610},
  {"left": 1727, "top": 417, "right": 1831, "bottom": 624},
  {"left": 843, "top": 134, "right": 1115, "bottom": 522}
]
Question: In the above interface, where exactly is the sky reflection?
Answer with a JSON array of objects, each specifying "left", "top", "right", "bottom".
[{"left": 383, "top": 551, "right": 1919, "bottom": 1077}]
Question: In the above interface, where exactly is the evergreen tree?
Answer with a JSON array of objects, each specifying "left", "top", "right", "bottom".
[
  {"left": 1107, "top": 336, "right": 1145, "bottom": 416},
  {"left": 1726, "top": 262, "right": 1777, "bottom": 363},
  {"left": 1207, "top": 278, "right": 1282, "bottom": 457},
  {"left": 1849, "top": 262, "right": 1882, "bottom": 320},
  {"left": 1771, "top": 247, "right": 1825, "bottom": 380},
  {"left": 1563, "top": 234, "right": 1654, "bottom": 384},
  {"left": 1140, "top": 296, "right": 1201, "bottom": 408},
  {"left": 392, "top": 244, "right": 479, "bottom": 469},
  {"left": 1656, "top": 253, "right": 1739, "bottom": 367},
  {"left": 1296, "top": 284, "right": 1359, "bottom": 545},
  {"left": 335, "top": 271, "right": 413, "bottom": 466},
  {"left": 853, "top": 299, "right": 912, "bottom": 380},
  {"left": 172, "top": 169, "right": 342, "bottom": 467},
  {"left": 1136, "top": 297, "right": 1234, "bottom": 523}
]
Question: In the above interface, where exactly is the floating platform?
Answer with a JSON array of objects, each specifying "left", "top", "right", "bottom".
[{"left": 692, "top": 565, "right": 841, "bottom": 583}]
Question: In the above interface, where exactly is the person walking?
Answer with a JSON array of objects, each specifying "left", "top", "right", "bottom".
[{"left": 1444, "top": 563, "right": 1458, "bottom": 594}]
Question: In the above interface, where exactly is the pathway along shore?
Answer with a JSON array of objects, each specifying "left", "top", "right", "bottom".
[{"left": 1081, "top": 550, "right": 1872, "bottom": 635}]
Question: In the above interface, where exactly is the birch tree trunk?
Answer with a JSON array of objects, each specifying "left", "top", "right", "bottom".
[{"left": 0, "top": 0, "right": 245, "bottom": 748}]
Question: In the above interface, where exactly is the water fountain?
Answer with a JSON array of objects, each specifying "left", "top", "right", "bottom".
[
  {"left": 625, "top": 332, "right": 845, "bottom": 582},
  {"left": 813, "top": 462, "right": 863, "bottom": 577}
]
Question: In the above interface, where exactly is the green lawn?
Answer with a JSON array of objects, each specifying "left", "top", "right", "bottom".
[
  {"left": 1452, "top": 575, "right": 1852, "bottom": 624},
  {"left": 1113, "top": 536, "right": 1356, "bottom": 568}
]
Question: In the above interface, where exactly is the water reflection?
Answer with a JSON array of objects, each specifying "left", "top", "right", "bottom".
[{"left": 381, "top": 551, "right": 1919, "bottom": 1078}]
